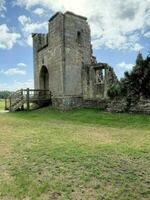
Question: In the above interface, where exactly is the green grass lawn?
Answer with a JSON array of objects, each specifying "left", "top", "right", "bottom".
[
  {"left": 0, "top": 99, "right": 4, "bottom": 110},
  {"left": 0, "top": 101, "right": 150, "bottom": 200}
]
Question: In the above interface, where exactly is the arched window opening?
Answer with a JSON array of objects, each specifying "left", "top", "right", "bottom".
[{"left": 40, "top": 66, "right": 49, "bottom": 90}]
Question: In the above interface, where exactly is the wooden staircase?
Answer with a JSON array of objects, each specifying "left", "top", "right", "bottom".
[{"left": 5, "top": 89, "right": 51, "bottom": 112}]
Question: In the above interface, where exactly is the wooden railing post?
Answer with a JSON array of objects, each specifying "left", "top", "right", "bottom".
[
  {"left": 5, "top": 98, "right": 7, "bottom": 110},
  {"left": 9, "top": 97, "right": 12, "bottom": 112},
  {"left": 26, "top": 88, "right": 30, "bottom": 111},
  {"left": 21, "top": 89, "right": 24, "bottom": 110},
  {"left": 21, "top": 89, "right": 23, "bottom": 98}
]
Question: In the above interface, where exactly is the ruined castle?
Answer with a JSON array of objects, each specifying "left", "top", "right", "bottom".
[{"left": 32, "top": 11, "right": 117, "bottom": 110}]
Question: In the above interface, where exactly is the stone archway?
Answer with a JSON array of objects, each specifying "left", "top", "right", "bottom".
[{"left": 39, "top": 66, "right": 49, "bottom": 90}]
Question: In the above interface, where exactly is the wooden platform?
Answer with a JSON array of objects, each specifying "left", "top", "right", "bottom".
[{"left": 5, "top": 89, "right": 52, "bottom": 112}]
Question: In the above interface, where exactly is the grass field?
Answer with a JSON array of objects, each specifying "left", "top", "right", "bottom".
[
  {"left": 0, "top": 99, "right": 4, "bottom": 110},
  {"left": 0, "top": 100, "right": 150, "bottom": 200}
]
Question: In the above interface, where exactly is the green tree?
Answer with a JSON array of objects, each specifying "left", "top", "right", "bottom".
[
  {"left": 0, "top": 91, "right": 12, "bottom": 99},
  {"left": 108, "top": 53, "right": 150, "bottom": 103}
]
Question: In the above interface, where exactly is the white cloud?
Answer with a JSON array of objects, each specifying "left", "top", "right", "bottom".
[
  {"left": 144, "top": 31, "right": 150, "bottom": 38},
  {"left": 14, "top": 0, "right": 64, "bottom": 10},
  {"left": 92, "top": 32, "right": 143, "bottom": 51},
  {"left": 0, "top": 63, "right": 27, "bottom": 77},
  {"left": 26, "top": 35, "right": 32, "bottom": 46},
  {"left": 18, "top": 15, "right": 47, "bottom": 46},
  {"left": 0, "top": 0, "right": 6, "bottom": 17},
  {"left": 18, "top": 15, "right": 30, "bottom": 25},
  {"left": 0, "top": 68, "right": 26, "bottom": 76},
  {"left": 17, "top": 63, "right": 27, "bottom": 67},
  {"left": 18, "top": 15, "right": 47, "bottom": 33},
  {"left": 33, "top": 8, "right": 45, "bottom": 16},
  {"left": 0, "top": 24, "right": 21, "bottom": 49},
  {"left": 0, "top": 82, "right": 9, "bottom": 91},
  {"left": 117, "top": 62, "right": 134, "bottom": 71},
  {"left": 0, "top": 79, "right": 34, "bottom": 91},
  {"left": 14, "top": 0, "right": 150, "bottom": 51}
]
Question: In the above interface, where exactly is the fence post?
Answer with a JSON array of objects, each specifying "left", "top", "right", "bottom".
[
  {"left": 5, "top": 98, "right": 7, "bottom": 110},
  {"left": 9, "top": 97, "right": 12, "bottom": 112},
  {"left": 21, "top": 89, "right": 24, "bottom": 110},
  {"left": 26, "top": 88, "right": 30, "bottom": 111}
]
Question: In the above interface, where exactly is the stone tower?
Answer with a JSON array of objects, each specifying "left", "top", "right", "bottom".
[{"left": 32, "top": 11, "right": 91, "bottom": 109}]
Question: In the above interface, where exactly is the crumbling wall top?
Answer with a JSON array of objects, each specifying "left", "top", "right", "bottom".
[
  {"left": 48, "top": 12, "right": 63, "bottom": 22},
  {"left": 32, "top": 33, "right": 48, "bottom": 52},
  {"left": 48, "top": 11, "right": 87, "bottom": 23},
  {"left": 65, "top": 11, "right": 87, "bottom": 20}
]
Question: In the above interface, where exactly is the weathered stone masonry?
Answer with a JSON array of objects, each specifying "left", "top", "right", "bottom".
[{"left": 32, "top": 11, "right": 117, "bottom": 110}]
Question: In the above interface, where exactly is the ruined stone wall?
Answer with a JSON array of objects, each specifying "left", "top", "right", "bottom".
[
  {"left": 129, "top": 99, "right": 150, "bottom": 114},
  {"left": 47, "top": 13, "right": 64, "bottom": 97},
  {"left": 83, "top": 99, "right": 108, "bottom": 109},
  {"left": 83, "top": 63, "right": 118, "bottom": 100},
  {"left": 33, "top": 13, "right": 64, "bottom": 97},
  {"left": 107, "top": 99, "right": 127, "bottom": 113},
  {"left": 63, "top": 12, "right": 91, "bottom": 97},
  {"left": 107, "top": 99, "right": 150, "bottom": 114},
  {"left": 33, "top": 12, "right": 92, "bottom": 109},
  {"left": 32, "top": 11, "right": 118, "bottom": 110},
  {"left": 32, "top": 33, "right": 48, "bottom": 89}
]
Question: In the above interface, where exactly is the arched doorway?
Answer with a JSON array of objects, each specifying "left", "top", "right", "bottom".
[{"left": 40, "top": 66, "right": 49, "bottom": 90}]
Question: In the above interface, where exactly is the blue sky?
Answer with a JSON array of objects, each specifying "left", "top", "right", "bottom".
[{"left": 0, "top": 0, "right": 150, "bottom": 91}]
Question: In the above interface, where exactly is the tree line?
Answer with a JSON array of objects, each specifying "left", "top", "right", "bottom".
[
  {"left": 108, "top": 53, "right": 150, "bottom": 107},
  {"left": 0, "top": 91, "right": 12, "bottom": 99}
]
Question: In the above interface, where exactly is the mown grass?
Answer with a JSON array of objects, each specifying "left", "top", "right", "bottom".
[
  {"left": 13, "top": 106, "right": 150, "bottom": 130},
  {"left": 0, "top": 102, "right": 150, "bottom": 200},
  {"left": 0, "top": 99, "right": 4, "bottom": 110}
]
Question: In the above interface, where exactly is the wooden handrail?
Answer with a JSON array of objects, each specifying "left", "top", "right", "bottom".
[
  {"left": 22, "top": 89, "right": 49, "bottom": 92},
  {"left": 5, "top": 88, "right": 52, "bottom": 111}
]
